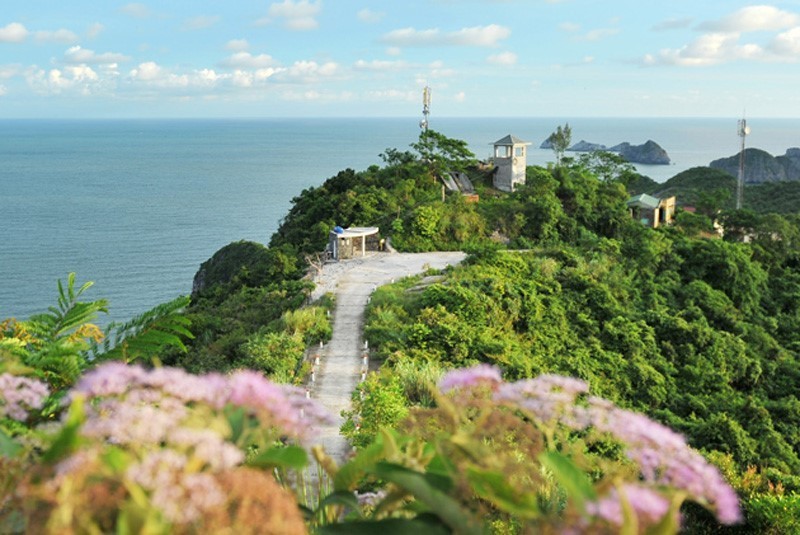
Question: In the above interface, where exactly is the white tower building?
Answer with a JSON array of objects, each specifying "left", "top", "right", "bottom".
[{"left": 492, "top": 135, "right": 531, "bottom": 192}]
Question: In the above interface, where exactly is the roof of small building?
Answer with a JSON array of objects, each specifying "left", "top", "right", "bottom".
[
  {"left": 492, "top": 134, "right": 531, "bottom": 146},
  {"left": 626, "top": 193, "right": 661, "bottom": 210},
  {"left": 330, "top": 226, "right": 379, "bottom": 239}
]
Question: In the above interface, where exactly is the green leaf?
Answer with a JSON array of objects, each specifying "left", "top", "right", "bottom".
[
  {"left": 0, "top": 428, "right": 21, "bottom": 457},
  {"left": 466, "top": 467, "right": 540, "bottom": 518},
  {"left": 42, "top": 396, "right": 85, "bottom": 464},
  {"left": 101, "top": 446, "right": 131, "bottom": 474},
  {"left": 225, "top": 406, "right": 246, "bottom": 443},
  {"left": 248, "top": 444, "right": 308, "bottom": 470},
  {"left": 373, "top": 462, "right": 482, "bottom": 535},
  {"left": 538, "top": 451, "right": 597, "bottom": 510},
  {"left": 89, "top": 296, "right": 191, "bottom": 364},
  {"left": 334, "top": 436, "right": 387, "bottom": 492},
  {"left": 318, "top": 518, "right": 450, "bottom": 535},
  {"left": 317, "top": 490, "right": 362, "bottom": 514}
]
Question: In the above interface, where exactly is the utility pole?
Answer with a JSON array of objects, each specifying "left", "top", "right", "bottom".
[{"left": 737, "top": 117, "right": 750, "bottom": 210}]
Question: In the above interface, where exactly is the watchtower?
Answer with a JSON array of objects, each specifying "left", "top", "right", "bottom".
[{"left": 492, "top": 135, "right": 530, "bottom": 192}]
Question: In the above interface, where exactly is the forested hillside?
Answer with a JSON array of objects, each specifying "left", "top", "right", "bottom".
[{"left": 2, "top": 131, "right": 799, "bottom": 533}]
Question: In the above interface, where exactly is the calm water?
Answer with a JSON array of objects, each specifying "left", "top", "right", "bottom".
[{"left": 2, "top": 117, "right": 798, "bottom": 324}]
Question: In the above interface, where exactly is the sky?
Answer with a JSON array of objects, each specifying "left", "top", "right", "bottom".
[{"left": 1, "top": 1, "right": 800, "bottom": 118}]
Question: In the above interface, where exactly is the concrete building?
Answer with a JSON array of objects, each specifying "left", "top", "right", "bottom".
[
  {"left": 492, "top": 135, "right": 531, "bottom": 192},
  {"left": 327, "top": 226, "right": 380, "bottom": 260},
  {"left": 627, "top": 194, "right": 676, "bottom": 228}
]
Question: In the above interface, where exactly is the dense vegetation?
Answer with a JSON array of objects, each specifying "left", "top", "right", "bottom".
[
  {"left": 632, "top": 165, "right": 800, "bottom": 215},
  {"left": 3, "top": 130, "right": 800, "bottom": 532}
]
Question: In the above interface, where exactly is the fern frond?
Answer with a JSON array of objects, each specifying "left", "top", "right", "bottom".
[
  {"left": 89, "top": 296, "right": 193, "bottom": 364},
  {"left": 29, "top": 273, "right": 108, "bottom": 344}
]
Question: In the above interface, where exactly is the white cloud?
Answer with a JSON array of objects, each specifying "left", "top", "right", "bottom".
[
  {"left": 0, "top": 84, "right": 6, "bottom": 96},
  {"left": 643, "top": 32, "right": 763, "bottom": 66},
  {"left": 700, "top": 5, "right": 800, "bottom": 33},
  {"left": 278, "top": 60, "right": 338, "bottom": 82},
  {"left": 220, "top": 52, "right": 278, "bottom": 69},
  {"left": 267, "top": 0, "right": 322, "bottom": 31},
  {"left": 127, "top": 62, "right": 230, "bottom": 92},
  {"left": 280, "top": 89, "right": 355, "bottom": 102},
  {"left": 381, "top": 24, "right": 510, "bottom": 47},
  {"left": 0, "top": 22, "right": 28, "bottom": 43},
  {"left": 35, "top": 29, "right": 79, "bottom": 44},
  {"left": 642, "top": 6, "right": 800, "bottom": 66},
  {"left": 231, "top": 68, "right": 279, "bottom": 87},
  {"left": 487, "top": 51, "right": 517, "bottom": 65},
  {"left": 353, "top": 59, "right": 409, "bottom": 71},
  {"left": 87, "top": 23, "right": 105, "bottom": 39},
  {"left": 64, "top": 46, "right": 130, "bottom": 65},
  {"left": 581, "top": 28, "right": 619, "bottom": 41},
  {"left": 559, "top": 22, "right": 580, "bottom": 33},
  {"left": 183, "top": 15, "right": 220, "bottom": 31},
  {"left": 770, "top": 27, "right": 800, "bottom": 56},
  {"left": 386, "top": 47, "right": 402, "bottom": 57},
  {"left": 120, "top": 3, "right": 153, "bottom": 19},
  {"left": 364, "top": 89, "right": 416, "bottom": 102},
  {"left": 454, "top": 91, "right": 466, "bottom": 102},
  {"left": 129, "top": 61, "right": 164, "bottom": 82},
  {"left": 357, "top": 8, "right": 384, "bottom": 24},
  {"left": 0, "top": 65, "right": 20, "bottom": 79},
  {"left": 26, "top": 64, "right": 110, "bottom": 95},
  {"left": 225, "top": 39, "right": 249, "bottom": 52},
  {"left": 451, "top": 24, "right": 511, "bottom": 46}
]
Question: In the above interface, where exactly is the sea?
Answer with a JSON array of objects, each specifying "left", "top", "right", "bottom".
[{"left": 2, "top": 117, "right": 799, "bottom": 325}]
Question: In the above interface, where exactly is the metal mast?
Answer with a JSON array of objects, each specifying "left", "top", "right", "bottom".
[
  {"left": 420, "top": 86, "right": 431, "bottom": 131},
  {"left": 736, "top": 117, "right": 750, "bottom": 210}
]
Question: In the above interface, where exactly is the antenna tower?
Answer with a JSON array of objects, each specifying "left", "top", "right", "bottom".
[
  {"left": 736, "top": 117, "right": 750, "bottom": 210},
  {"left": 420, "top": 86, "right": 431, "bottom": 131}
]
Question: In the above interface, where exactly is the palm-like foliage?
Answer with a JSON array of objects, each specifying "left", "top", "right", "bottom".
[
  {"left": 89, "top": 295, "right": 193, "bottom": 364},
  {"left": 4, "top": 274, "right": 192, "bottom": 396},
  {"left": 23, "top": 273, "right": 108, "bottom": 391}
]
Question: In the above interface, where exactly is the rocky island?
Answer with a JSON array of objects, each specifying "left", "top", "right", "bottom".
[
  {"left": 540, "top": 137, "right": 671, "bottom": 165},
  {"left": 710, "top": 147, "right": 800, "bottom": 183}
]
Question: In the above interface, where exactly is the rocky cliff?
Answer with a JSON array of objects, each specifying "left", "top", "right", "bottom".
[
  {"left": 540, "top": 137, "right": 671, "bottom": 165},
  {"left": 568, "top": 140, "right": 607, "bottom": 152},
  {"left": 609, "top": 140, "right": 671, "bottom": 165},
  {"left": 709, "top": 148, "right": 800, "bottom": 183}
]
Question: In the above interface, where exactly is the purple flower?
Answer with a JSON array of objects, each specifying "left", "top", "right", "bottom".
[
  {"left": 73, "top": 362, "right": 147, "bottom": 398},
  {"left": 494, "top": 375, "right": 588, "bottom": 424},
  {"left": 492, "top": 373, "right": 742, "bottom": 525},
  {"left": 0, "top": 373, "right": 49, "bottom": 421},
  {"left": 586, "top": 484, "right": 671, "bottom": 527},
  {"left": 438, "top": 364, "right": 502, "bottom": 394}
]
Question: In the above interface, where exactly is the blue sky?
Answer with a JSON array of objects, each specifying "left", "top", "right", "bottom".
[{"left": 1, "top": 1, "right": 800, "bottom": 118}]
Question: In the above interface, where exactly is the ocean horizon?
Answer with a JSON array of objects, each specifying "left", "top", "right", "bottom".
[{"left": 3, "top": 116, "right": 799, "bottom": 325}]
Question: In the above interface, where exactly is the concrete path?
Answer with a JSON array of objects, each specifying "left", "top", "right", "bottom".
[{"left": 310, "top": 252, "right": 466, "bottom": 463}]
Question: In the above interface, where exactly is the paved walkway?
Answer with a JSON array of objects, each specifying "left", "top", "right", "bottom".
[{"left": 310, "top": 252, "right": 466, "bottom": 463}]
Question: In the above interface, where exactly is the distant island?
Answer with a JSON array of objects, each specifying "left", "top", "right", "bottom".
[
  {"left": 710, "top": 147, "right": 800, "bottom": 183},
  {"left": 540, "top": 137, "right": 671, "bottom": 165}
]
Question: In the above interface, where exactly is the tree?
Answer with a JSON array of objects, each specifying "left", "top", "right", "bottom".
[
  {"left": 410, "top": 129, "right": 478, "bottom": 177},
  {"left": 547, "top": 123, "right": 572, "bottom": 166},
  {"left": 575, "top": 150, "right": 637, "bottom": 184}
]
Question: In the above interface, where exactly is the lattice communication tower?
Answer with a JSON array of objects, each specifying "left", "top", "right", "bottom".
[
  {"left": 420, "top": 86, "right": 431, "bottom": 131},
  {"left": 737, "top": 118, "right": 750, "bottom": 210}
]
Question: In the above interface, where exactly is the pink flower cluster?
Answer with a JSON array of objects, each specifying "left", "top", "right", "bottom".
[
  {"left": 437, "top": 364, "right": 503, "bottom": 393},
  {"left": 0, "top": 372, "right": 49, "bottom": 421},
  {"left": 54, "top": 362, "right": 334, "bottom": 524},
  {"left": 586, "top": 483, "right": 671, "bottom": 526},
  {"left": 440, "top": 365, "right": 742, "bottom": 527},
  {"left": 73, "top": 362, "right": 334, "bottom": 440}
]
